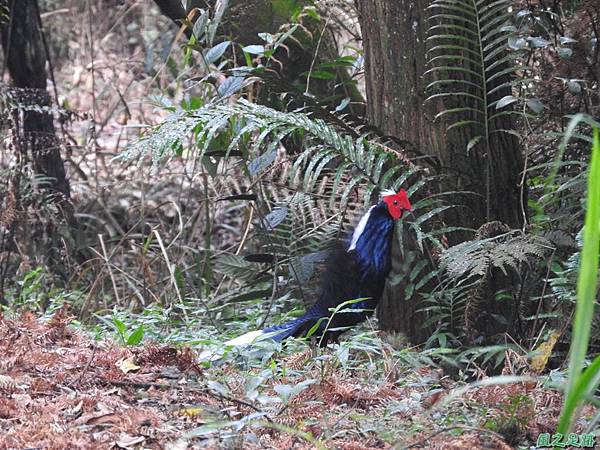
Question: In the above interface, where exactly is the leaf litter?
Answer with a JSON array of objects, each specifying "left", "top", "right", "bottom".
[{"left": 0, "top": 308, "right": 594, "bottom": 449}]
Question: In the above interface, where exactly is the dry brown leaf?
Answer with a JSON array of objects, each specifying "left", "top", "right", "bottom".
[
  {"left": 530, "top": 330, "right": 561, "bottom": 373},
  {"left": 75, "top": 411, "right": 122, "bottom": 426},
  {"left": 115, "top": 433, "right": 145, "bottom": 449},
  {"left": 117, "top": 357, "right": 141, "bottom": 374}
]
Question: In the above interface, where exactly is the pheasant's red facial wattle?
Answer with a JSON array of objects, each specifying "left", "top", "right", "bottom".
[{"left": 382, "top": 189, "right": 412, "bottom": 220}]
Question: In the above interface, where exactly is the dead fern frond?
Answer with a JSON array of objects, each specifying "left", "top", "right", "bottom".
[
  {"left": 0, "top": 374, "right": 17, "bottom": 394},
  {"left": 47, "top": 305, "right": 74, "bottom": 329},
  {"left": 321, "top": 379, "right": 399, "bottom": 407},
  {"left": 136, "top": 345, "right": 202, "bottom": 374},
  {"left": 275, "top": 403, "right": 322, "bottom": 427},
  {"left": 0, "top": 189, "right": 16, "bottom": 228},
  {"left": 283, "top": 349, "right": 312, "bottom": 371}
]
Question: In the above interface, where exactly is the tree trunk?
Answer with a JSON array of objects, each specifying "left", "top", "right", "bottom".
[
  {"left": 357, "top": 0, "right": 527, "bottom": 340},
  {"left": 0, "top": 0, "right": 76, "bottom": 292},
  {"left": 1, "top": 0, "right": 71, "bottom": 202}
]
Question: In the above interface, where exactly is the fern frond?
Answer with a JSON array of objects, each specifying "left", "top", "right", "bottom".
[
  {"left": 123, "top": 99, "right": 419, "bottom": 208},
  {"left": 440, "top": 230, "right": 553, "bottom": 279},
  {"left": 426, "top": 0, "right": 522, "bottom": 152}
]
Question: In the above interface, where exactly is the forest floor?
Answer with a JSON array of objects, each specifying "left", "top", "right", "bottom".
[
  {"left": 0, "top": 308, "right": 587, "bottom": 450},
  {"left": 2, "top": 2, "right": 598, "bottom": 449}
]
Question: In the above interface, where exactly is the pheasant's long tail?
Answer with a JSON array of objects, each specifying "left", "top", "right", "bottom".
[
  {"left": 198, "top": 312, "right": 324, "bottom": 361},
  {"left": 234, "top": 312, "right": 322, "bottom": 345}
]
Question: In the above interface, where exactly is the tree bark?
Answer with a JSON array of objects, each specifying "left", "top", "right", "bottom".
[
  {"left": 0, "top": 0, "right": 77, "bottom": 290},
  {"left": 1, "top": 0, "right": 71, "bottom": 202},
  {"left": 357, "top": 0, "right": 527, "bottom": 340}
]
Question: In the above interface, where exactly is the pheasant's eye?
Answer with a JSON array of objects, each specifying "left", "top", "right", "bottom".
[{"left": 393, "top": 200, "right": 398, "bottom": 206}]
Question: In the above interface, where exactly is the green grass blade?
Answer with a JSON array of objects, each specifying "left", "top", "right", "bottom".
[
  {"left": 557, "top": 128, "right": 600, "bottom": 435},
  {"left": 558, "top": 355, "right": 600, "bottom": 436}
]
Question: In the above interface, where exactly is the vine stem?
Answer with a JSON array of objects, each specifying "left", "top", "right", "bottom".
[{"left": 472, "top": 0, "right": 492, "bottom": 222}]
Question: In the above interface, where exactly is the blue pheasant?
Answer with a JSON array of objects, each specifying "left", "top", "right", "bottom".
[{"left": 220, "top": 189, "right": 412, "bottom": 349}]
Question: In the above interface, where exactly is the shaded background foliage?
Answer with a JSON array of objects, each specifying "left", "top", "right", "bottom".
[
  {"left": 1, "top": 1, "right": 600, "bottom": 448},
  {"left": 0, "top": 0, "right": 598, "bottom": 374}
]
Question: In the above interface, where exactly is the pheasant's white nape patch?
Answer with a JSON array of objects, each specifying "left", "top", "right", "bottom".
[
  {"left": 380, "top": 188, "right": 397, "bottom": 198},
  {"left": 349, "top": 205, "right": 376, "bottom": 251}
]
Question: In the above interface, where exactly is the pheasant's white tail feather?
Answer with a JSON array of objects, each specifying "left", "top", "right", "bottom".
[
  {"left": 198, "top": 330, "right": 267, "bottom": 362},
  {"left": 224, "top": 330, "right": 265, "bottom": 346}
]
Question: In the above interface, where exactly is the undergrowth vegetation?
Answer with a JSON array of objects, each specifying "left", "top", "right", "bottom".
[{"left": 0, "top": 0, "right": 599, "bottom": 448}]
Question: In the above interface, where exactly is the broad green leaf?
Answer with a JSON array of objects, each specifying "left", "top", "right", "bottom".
[
  {"left": 204, "top": 41, "right": 230, "bottom": 64},
  {"left": 526, "top": 98, "right": 544, "bottom": 114},
  {"left": 559, "top": 36, "right": 577, "bottom": 44},
  {"left": 207, "top": 380, "right": 230, "bottom": 396},
  {"left": 496, "top": 95, "right": 518, "bottom": 109},
  {"left": 192, "top": 10, "right": 208, "bottom": 39},
  {"left": 217, "top": 76, "right": 246, "bottom": 97},
  {"left": 112, "top": 318, "right": 126, "bottom": 336},
  {"left": 529, "top": 36, "right": 550, "bottom": 48},
  {"left": 126, "top": 325, "right": 145, "bottom": 346},
  {"left": 258, "top": 32, "right": 274, "bottom": 43},
  {"left": 185, "top": 421, "right": 236, "bottom": 438},
  {"left": 248, "top": 146, "right": 277, "bottom": 176},
  {"left": 242, "top": 44, "right": 265, "bottom": 55},
  {"left": 304, "top": 70, "right": 336, "bottom": 80},
  {"left": 264, "top": 207, "right": 288, "bottom": 230},
  {"left": 557, "top": 47, "right": 573, "bottom": 59},
  {"left": 466, "top": 136, "right": 482, "bottom": 154},
  {"left": 335, "top": 98, "right": 351, "bottom": 112},
  {"left": 567, "top": 80, "right": 582, "bottom": 94}
]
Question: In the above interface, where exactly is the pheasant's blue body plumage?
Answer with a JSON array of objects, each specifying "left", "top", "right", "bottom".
[
  {"left": 213, "top": 190, "right": 411, "bottom": 352},
  {"left": 262, "top": 202, "right": 396, "bottom": 344}
]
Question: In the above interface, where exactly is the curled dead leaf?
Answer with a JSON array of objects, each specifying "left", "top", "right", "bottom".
[
  {"left": 117, "top": 357, "right": 141, "bottom": 374},
  {"left": 75, "top": 412, "right": 121, "bottom": 426},
  {"left": 115, "top": 433, "right": 145, "bottom": 449},
  {"left": 530, "top": 330, "right": 561, "bottom": 373}
]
